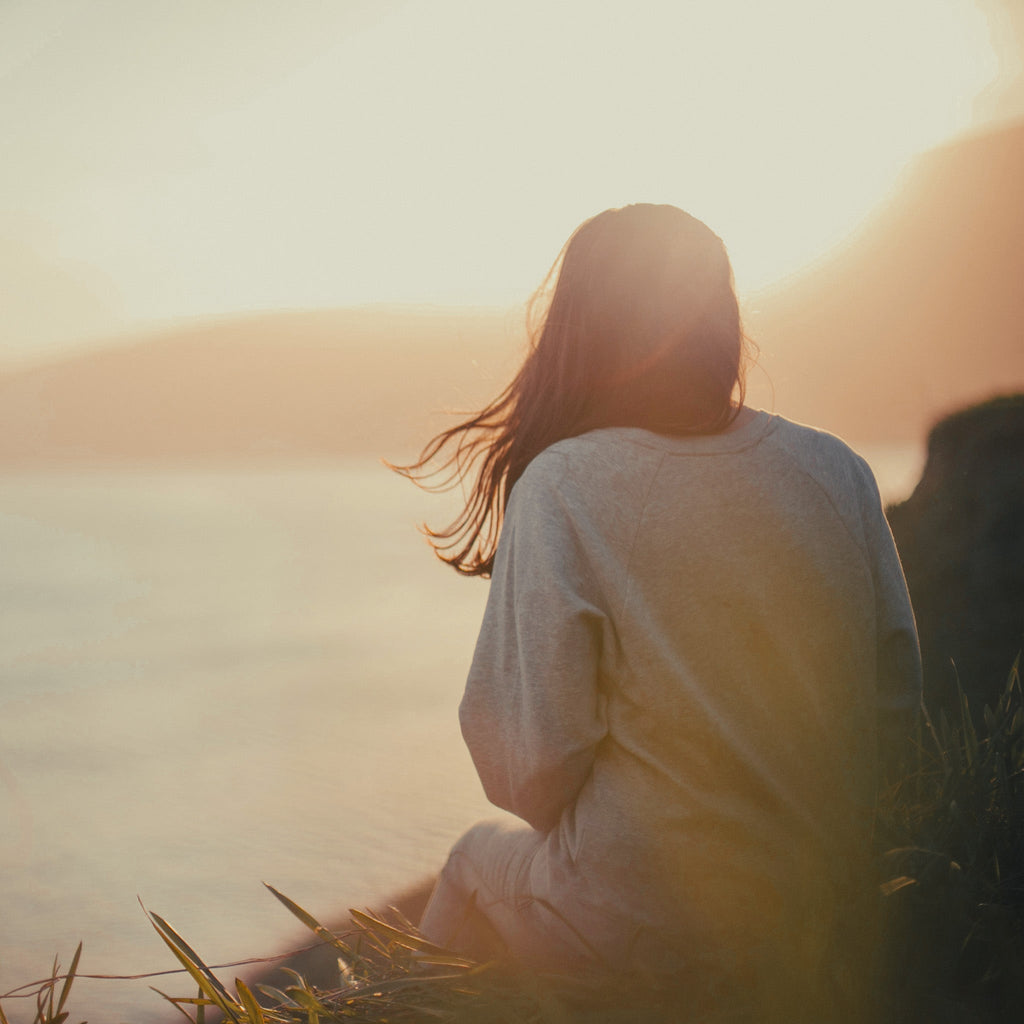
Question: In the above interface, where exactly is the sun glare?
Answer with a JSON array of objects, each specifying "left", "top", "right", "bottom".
[
  {"left": 197, "top": 0, "right": 993, "bottom": 311},
  {"left": 422, "top": 0, "right": 996, "bottom": 301},
  {"left": 0, "top": 0, "right": 1002, "bottom": 354}
]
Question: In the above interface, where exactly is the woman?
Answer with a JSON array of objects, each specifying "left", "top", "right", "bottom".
[{"left": 397, "top": 204, "right": 921, "bottom": 1017}]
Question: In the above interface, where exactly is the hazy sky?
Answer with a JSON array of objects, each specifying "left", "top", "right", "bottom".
[{"left": 1, "top": 0, "right": 1017, "bottom": 364}]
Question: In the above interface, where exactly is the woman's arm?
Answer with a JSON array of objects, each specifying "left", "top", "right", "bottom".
[
  {"left": 861, "top": 466, "right": 924, "bottom": 777},
  {"left": 458, "top": 457, "right": 609, "bottom": 833}
]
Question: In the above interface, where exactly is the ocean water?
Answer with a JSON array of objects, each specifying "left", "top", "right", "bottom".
[
  {"left": 0, "top": 445, "right": 922, "bottom": 1021},
  {"left": 0, "top": 461, "right": 498, "bottom": 1022}
]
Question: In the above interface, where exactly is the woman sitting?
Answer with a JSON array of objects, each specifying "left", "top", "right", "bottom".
[{"left": 398, "top": 203, "right": 921, "bottom": 1021}]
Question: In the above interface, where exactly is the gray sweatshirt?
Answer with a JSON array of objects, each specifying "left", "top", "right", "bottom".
[{"left": 458, "top": 411, "right": 921, "bottom": 968}]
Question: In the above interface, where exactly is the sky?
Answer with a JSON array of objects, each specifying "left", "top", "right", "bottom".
[{"left": 1, "top": 0, "right": 1020, "bottom": 366}]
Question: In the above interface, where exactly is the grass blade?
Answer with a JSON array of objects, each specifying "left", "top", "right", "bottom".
[
  {"left": 234, "top": 977, "right": 266, "bottom": 1023},
  {"left": 255, "top": 984, "right": 294, "bottom": 1006},
  {"left": 56, "top": 943, "right": 82, "bottom": 1016},
  {"left": 262, "top": 883, "right": 352, "bottom": 955},
  {"left": 349, "top": 908, "right": 452, "bottom": 956},
  {"left": 150, "top": 987, "right": 210, "bottom": 1022},
  {"left": 148, "top": 912, "right": 241, "bottom": 1023}
]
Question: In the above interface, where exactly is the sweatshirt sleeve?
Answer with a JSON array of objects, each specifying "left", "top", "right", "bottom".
[
  {"left": 859, "top": 461, "right": 924, "bottom": 772},
  {"left": 459, "top": 457, "right": 609, "bottom": 833}
]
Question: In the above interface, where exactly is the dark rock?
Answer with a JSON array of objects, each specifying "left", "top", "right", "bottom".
[{"left": 887, "top": 394, "right": 1024, "bottom": 722}]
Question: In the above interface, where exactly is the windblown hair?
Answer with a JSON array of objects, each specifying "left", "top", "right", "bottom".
[{"left": 394, "top": 203, "right": 750, "bottom": 577}]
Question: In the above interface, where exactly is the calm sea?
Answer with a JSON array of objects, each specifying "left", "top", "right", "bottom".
[{"left": 0, "top": 444, "right": 922, "bottom": 1022}]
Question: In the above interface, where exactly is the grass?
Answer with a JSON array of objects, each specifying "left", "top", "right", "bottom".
[
  {"left": 875, "top": 656, "right": 1024, "bottom": 1022},
  {"left": 3, "top": 658, "right": 1023, "bottom": 1024}
]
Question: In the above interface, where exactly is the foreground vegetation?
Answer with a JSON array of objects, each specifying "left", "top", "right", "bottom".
[
  {"left": 3, "top": 659, "right": 1022, "bottom": 1024},
  {"left": 875, "top": 657, "right": 1024, "bottom": 1021}
]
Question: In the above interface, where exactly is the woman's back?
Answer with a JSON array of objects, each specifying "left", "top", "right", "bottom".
[
  {"left": 408, "top": 205, "right": 921, "bottom": 1020},
  {"left": 459, "top": 413, "right": 919, "bottom": 983}
]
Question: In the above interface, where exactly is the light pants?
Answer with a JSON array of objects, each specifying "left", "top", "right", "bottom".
[
  {"left": 419, "top": 819, "right": 596, "bottom": 968},
  {"left": 419, "top": 821, "right": 848, "bottom": 1023}
]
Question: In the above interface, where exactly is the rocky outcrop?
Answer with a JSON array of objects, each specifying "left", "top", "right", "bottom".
[{"left": 887, "top": 394, "right": 1024, "bottom": 721}]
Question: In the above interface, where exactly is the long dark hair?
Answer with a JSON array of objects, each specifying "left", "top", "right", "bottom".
[{"left": 394, "top": 203, "right": 750, "bottom": 577}]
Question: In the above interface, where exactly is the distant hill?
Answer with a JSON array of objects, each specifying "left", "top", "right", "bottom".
[
  {"left": 745, "top": 117, "right": 1024, "bottom": 440},
  {"left": 0, "top": 307, "right": 522, "bottom": 465},
  {"left": 1, "top": 119, "right": 1023, "bottom": 464}
]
